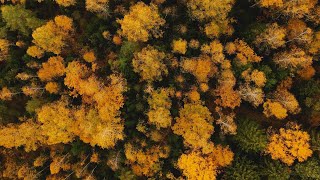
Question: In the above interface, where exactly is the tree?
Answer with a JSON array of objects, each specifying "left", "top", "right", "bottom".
[
  {"left": 73, "top": 107, "right": 125, "bottom": 149},
  {"left": 223, "top": 157, "right": 260, "bottom": 180},
  {"left": 31, "top": 15, "right": 74, "bottom": 54},
  {"left": 180, "top": 55, "right": 218, "bottom": 83},
  {"left": 117, "top": 2, "right": 165, "bottom": 42},
  {"left": 214, "top": 69, "right": 241, "bottom": 109},
  {"left": 226, "top": 39, "right": 262, "bottom": 65},
  {"left": 266, "top": 124, "right": 313, "bottom": 166},
  {"left": 147, "top": 88, "right": 173, "bottom": 129},
  {"left": 186, "top": 0, "right": 235, "bottom": 37},
  {"left": 273, "top": 89, "right": 300, "bottom": 115},
  {"left": 273, "top": 48, "right": 313, "bottom": 70},
  {"left": 309, "top": 31, "right": 320, "bottom": 55},
  {"left": 294, "top": 158, "right": 320, "bottom": 179},
  {"left": 257, "top": 0, "right": 317, "bottom": 18},
  {"left": 0, "top": 120, "right": 44, "bottom": 152},
  {"left": 26, "top": 45, "right": 44, "bottom": 59},
  {"left": 0, "top": 87, "right": 13, "bottom": 101},
  {"left": 0, "top": 38, "right": 10, "bottom": 61},
  {"left": 132, "top": 45, "right": 167, "bottom": 82},
  {"left": 37, "top": 100, "right": 75, "bottom": 145},
  {"left": 1, "top": 5, "right": 44, "bottom": 36},
  {"left": 45, "top": 82, "right": 59, "bottom": 94},
  {"left": 172, "top": 39, "right": 188, "bottom": 54},
  {"left": 233, "top": 118, "right": 268, "bottom": 153},
  {"left": 254, "top": 23, "right": 286, "bottom": 50},
  {"left": 177, "top": 145, "right": 234, "bottom": 180},
  {"left": 172, "top": 102, "right": 214, "bottom": 150},
  {"left": 215, "top": 107, "right": 237, "bottom": 135},
  {"left": 37, "top": 56, "right": 66, "bottom": 81},
  {"left": 261, "top": 159, "right": 291, "bottom": 180},
  {"left": 239, "top": 84, "right": 265, "bottom": 107},
  {"left": 124, "top": 142, "right": 170, "bottom": 177},
  {"left": 287, "top": 19, "right": 313, "bottom": 45},
  {"left": 263, "top": 99, "right": 288, "bottom": 119},
  {"left": 86, "top": 0, "right": 109, "bottom": 16},
  {"left": 55, "top": 0, "right": 76, "bottom": 7}
]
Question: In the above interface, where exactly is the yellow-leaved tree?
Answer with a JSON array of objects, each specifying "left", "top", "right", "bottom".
[
  {"left": 0, "top": 120, "right": 44, "bottom": 152},
  {"left": 31, "top": 15, "right": 74, "bottom": 54},
  {"left": 147, "top": 88, "right": 173, "bottom": 129},
  {"left": 36, "top": 100, "right": 75, "bottom": 145},
  {"left": 117, "top": 2, "right": 165, "bottom": 42},
  {"left": 125, "top": 142, "right": 170, "bottom": 177},
  {"left": 180, "top": 55, "right": 218, "bottom": 83},
  {"left": 73, "top": 107, "right": 125, "bottom": 149},
  {"left": 132, "top": 45, "right": 167, "bottom": 82},
  {"left": 37, "top": 56, "right": 65, "bottom": 81},
  {"left": 177, "top": 144, "right": 234, "bottom": 180},
  {"left": 172, "top": 102, "right": 214, "bottom": 150},
  {"left": 254, "top": 23, "right": 286, "bottom": 50},
  {"left": 266, "top": 123, "right": 313, "bottom": 166}
]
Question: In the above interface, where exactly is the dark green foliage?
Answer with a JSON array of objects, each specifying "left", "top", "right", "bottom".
[
  {"left": 298, "top": 79, "right": 320, "bottom": 97},
  {"left": 233, "top": 118, "right": 268, "bottom": 153},
  {"left": 294, "top": 158, "right": 320, "bottom": 180},
  {"left": 223, "top": 157, "right": 260, "bottom": 180},
  {"left": 117, "top": 41, "right": 140, "bottom": 78},
  {"left": 25, "top": 98, "right": 47, "bottom": 114},
  {"left": 1, "top": 5, "right": 44, "bottom": 36},
  {"left": 310, "top": 129, "right": 320, "bottom": 152},
  {"left": 70, "top": 139, "right": 90, "bottom": 156},
  {"left": 258, "top": 65, "right": 289, "bottom": 91},
  {"left": 261, "top": 159, "right": 291, "bottom": 180}
]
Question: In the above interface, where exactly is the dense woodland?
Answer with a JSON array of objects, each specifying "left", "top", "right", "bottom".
[{"left": 0, "top": 0, "right": 319, "bottom": 179}]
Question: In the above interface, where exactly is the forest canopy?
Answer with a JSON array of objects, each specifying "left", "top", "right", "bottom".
[{"left": 0, "top": 0, "right": 319, "bottom": 179}]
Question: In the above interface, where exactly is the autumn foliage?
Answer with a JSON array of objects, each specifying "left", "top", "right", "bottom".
[{"left": 0, "top": 0, "right": 319, "bottom": 179}]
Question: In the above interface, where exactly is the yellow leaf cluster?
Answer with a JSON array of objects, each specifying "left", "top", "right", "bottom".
[
  {"left": 26, "top": 45, "right": 44, "bottom": 59},
  {"left": 86, "top": 0, "right": 109, "bottom": 15},
  {"left": 309, "top": 31, "right": 320, "bottom": 55},
  {"left": 55, "top": 0, "right": 76, "bottom": 7},
  {"left": 177, "top": 145, "right": 233, "bottom": 180},
  {"left": 73, "top": 107, "right": 124, "bottom": 148},
  {"left": 117, "top": 2, "right": 165, "bottom": 42},
  {"left": 186, "top": 0, "right": 235, "bottom": 22},
  {"left": 227, "top": 39, "right": 262, "bottom": 65},
  {"left": 274, "top": 89, "right": 300, "bottom": 114},
  {"left": 0, "top": 87, "right": 13, "bottom": 100},
  {"left": 37, "top": 100, "right": 75, "bottom": 145},
  {"left": 273, "top": 48, "right": 313, "bottom": 70},
  {"left": 259, "top": 0, "right": 317, "bottom": 18},
  {"left": 254, "top": 23, "right": 286, "bottom": 49},
  {"left": 172, "top": 103, "right": 214, "bottom": 149},
  {"left": 200, "top": 40, "right": 225, "bottom": 63},
  {"left": 251, "top": 70, "right": 266, "bottom": 87},
  {"left": 125, "top": 143, "right": 170, "bottom": 177},
  {"left": 45, "top": 82, "right": 59, "bottom": 94},
  {"left": 32, "top": 15, "right": 73, "bottom": 54},
  {"left": 38, "top": 56, "right": 65, "bottom": 81},
  {"left": 172, "top": 39, "right": 188, "bottom": 54},
  {"left": 83, "top": 50, "right": 96, "bottom": 63},
  {"left": 147, "top": 88, "right": 172, "bottom": 129},
  {"left": 239, "top": 84, "right": 265, "bottom": 107},
  {"left": 266, "top": 126, "right": 313, "bottom": 165},
  {"left": 0, "top": 121, "right": 44, "bottom": 152},
  {"left": 287, "top": 19, "right": 313, "bottom": 44},
  {"left": 263, "top": 99, "right": 288, "bottom": 119},
  {"left": 214, "top": 68, "right": 241, "bottom": 109},
  {"left": 181, "top": 55, "right": 217, "bottom": 83},
  {"left": 132, "top": 46, "right": 167, "bottom": 82},
  {"left": 0, "top": 38, "right": 10, "bottom": 61},
  {"left": 64, "top": 61, "right": 126, "bottom": 148}
]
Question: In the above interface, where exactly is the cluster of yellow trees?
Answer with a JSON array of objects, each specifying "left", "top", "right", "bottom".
[{"left": 0, "top": 0, "right": 319, "bottom": 179}]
